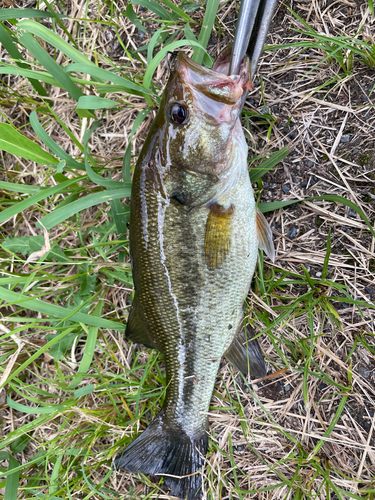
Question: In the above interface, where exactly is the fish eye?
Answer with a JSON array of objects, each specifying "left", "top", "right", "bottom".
[{"left": 168, "top": 103, "right": 188, "bottom": 125}]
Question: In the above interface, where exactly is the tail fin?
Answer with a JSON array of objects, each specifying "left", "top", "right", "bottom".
[{"left": 114, "top": 411, "right": 207, "bottom": 500}]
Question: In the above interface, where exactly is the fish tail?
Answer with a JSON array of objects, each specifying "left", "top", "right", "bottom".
[{"left": 114, "top": 410, "right": 207, "bottom": 500}]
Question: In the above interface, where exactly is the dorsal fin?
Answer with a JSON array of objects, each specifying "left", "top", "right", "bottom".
[
  {"left": 204, "top": 203, "right": 234, "bottom": 269},
  {"left": 256, "top": 208, "right": 275, "bottom": 262}
]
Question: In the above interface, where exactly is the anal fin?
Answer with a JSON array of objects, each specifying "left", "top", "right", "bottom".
[
  {"left": 225, "top": 325, "right": 267, "bottom": 378},
  {"left": 126, "top": 303, "right": 156, "bottom": 350},
  {"left": 204, "top": 203, "right": 234, "bottom": 269},
  {"left": 256, "top": 208, "right": 275, "bottom": 263}
]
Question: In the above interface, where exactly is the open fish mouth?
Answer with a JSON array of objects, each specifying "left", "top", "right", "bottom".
[{"left": 176, "top": 49, "right": 253, "bottom": 106}]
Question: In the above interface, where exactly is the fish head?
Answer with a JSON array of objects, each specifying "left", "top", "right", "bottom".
[{"left": 159, "top": 50, "right": 252, "bottom": 181}]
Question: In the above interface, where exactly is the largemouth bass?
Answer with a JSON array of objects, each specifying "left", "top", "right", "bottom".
[{"left": 114, "top": 48, "right": 274, "bottom": 499}]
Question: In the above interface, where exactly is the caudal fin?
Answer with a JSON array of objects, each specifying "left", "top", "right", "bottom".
[{"left": 114, "top": 411, "right": 207, "bottom": 500}]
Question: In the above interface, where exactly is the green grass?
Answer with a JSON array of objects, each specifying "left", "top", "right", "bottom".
[
  {"left": 266, "top": 7, "right": 375, "bottom": 75},
  {"left": 1, "top": 0, "right": 375, "bottom": 499}
]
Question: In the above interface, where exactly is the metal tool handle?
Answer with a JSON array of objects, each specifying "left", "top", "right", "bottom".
[
  {"left": 229, "top": 0, "right": 261, "bottom": 76},
  {"left": 229, "top": 0, "right": 278, "bottom": 78},
  {"left": 248, "top": 0, "right": 278, "bottom": 78}
]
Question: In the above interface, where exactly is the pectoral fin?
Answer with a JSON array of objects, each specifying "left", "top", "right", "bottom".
[
  {"left": 225, "top": 325, "right": 267, "bottom": 378},
  {"left": 205, "top": 203, "right": 234, "bottom": 269},
  {"left": 256, "top": 208, "right": 275, "bottom": 263}
]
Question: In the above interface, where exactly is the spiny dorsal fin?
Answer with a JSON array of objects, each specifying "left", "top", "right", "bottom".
[
  {"left": 204, "top": 203, "right": 234, "bottom": 269},
  {"left": 256, "top": 208, "right": 275, "bottom": 263}
]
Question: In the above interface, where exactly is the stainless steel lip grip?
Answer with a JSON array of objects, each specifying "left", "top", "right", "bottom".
[{"left": 229, "top": 0, "right": 278, "bottom": 78}]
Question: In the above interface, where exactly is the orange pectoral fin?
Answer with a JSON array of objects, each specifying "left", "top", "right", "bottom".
[{"left": 204, "top": 203, "right": 234, "bottom": 269}]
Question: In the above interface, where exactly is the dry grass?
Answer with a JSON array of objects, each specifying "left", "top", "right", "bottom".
[{"left": 1, "top": 0, "right": 375, "bottom": 498}]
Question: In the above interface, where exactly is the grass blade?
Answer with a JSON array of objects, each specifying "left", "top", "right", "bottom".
[
  {"left": 147, "top": 24, "right": 172, "bottom": 65},
  {"left": 65, "top": 63, "right": 153, "bottom": 96},
  {"left": 17, "top": 20, "right": 95, "bottom": 68},
  {"left": 0, "top": 287, "right": 125, "bottom": 331},
  {"left": 0, "top": 64, "right": 60, "bottom": 86},
  {"left": 308, "top": 394, "right": 348, "bottom": 459},
  {"left": 227, "top": 434, "right": 244, "bottom": 500},
  {"left": 250, "top": 147, "right": 290, "bottom": 183},
  {"left": 258, "top": 199, "right": 299, "bottom": 212},
  {"left": 312, "top": 194, "right": 375, "bottom": 238},
  {"left": 259, "top": 194, "right": 375, "bottom": 238},
  {"left": 184, "top": 23, "right": 212, "bottom": 67},
  {"left": 0, "top": 23, "right": 48, "bottom": 96},
  {"left": 0, "top": 123, "right": 57, "bottom": 165},
  {"left": 110, "top": 199, "right": 130, "bottom": 234},
  {"left": 68, "top": 300, "right": 104, "bottom": 389},
  {"left": 0, "top": 177, "right": 83, "bottom": 225},
  {"left": 7, "top": 396, "right": 74, "bottom": 414},
  {"left": 125, "top": 4, "right": 147, "bottom": 34},
  {"left": 40, "top": 0, "right": 77, "bottom": 48},
  {"left": 10, "top": 435, "right": 30, "bottom": 454},
  {"left": 122, "top": 108, "right": 151, "bottom": 183},
  {"left": 0, "top": 181, "right": 42, "bottom": 194},
  {"left": 4, "top": 455, "right": 19, "bottom": 500},
  {"left": 77, "top": 96, "right": 118, "bottom": 110},
  {"left": 192, "top": 0, "right": 221, "bottom": 65},
  {"left": 143, "top": 39, "right": 212, "bottom": 94},
  {"left": 131, "top": 0, "right": 177, "bottom": 21},
  {"left": 0, "top": 9, "right": 67, "bottom": 20},
  {"left": 157, "top": 0, "right": 195, "bottom": 23},
  {"left": 49, "top": 454, "right": 63, "bottom": 495},
  {"left": 16, "top": 29, "right": 84, "bottom": 103},
  {"left": 29, "top": 111, "right": 83, "bottom": 169},
  {"left": 322, "top": 229, "right": 332, "bottom": 279},
  {"left": 39, "top": 188, "right": 131, "bottom": 229}
]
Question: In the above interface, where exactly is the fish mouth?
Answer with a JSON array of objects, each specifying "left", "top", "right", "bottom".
[{"left": 176, "top": 51, "right": 252, "bottom": 106}]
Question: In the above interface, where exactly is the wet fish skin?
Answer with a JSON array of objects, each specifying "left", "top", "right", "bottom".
[{"left": 114, "top": 51, "right": 272, "bottom": 500}]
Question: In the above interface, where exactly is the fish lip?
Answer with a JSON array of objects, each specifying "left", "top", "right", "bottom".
[{"left": 176, "top": 52, "right": 249, "bottom": 105}]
